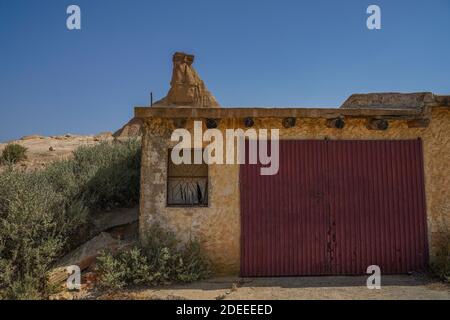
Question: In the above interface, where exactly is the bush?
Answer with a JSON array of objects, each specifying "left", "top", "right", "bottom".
[
  {"left": 73, "top": 139, "right": 141, "bottom": 210},
  {"left": 1, "top": 144, "right": 27, "bottom": 164},
  {"left": 0, "top": 169, "right": 88, "bottom": 299},
  {"left": 95, "top": 251, "right": 127, "bottom": 290},
  {"left": 430, "top": 232, "right": 450, "bottom": 282},
  {"left": 0, "top": 139, "right": 141, "bottom": 299},
  {"left": 96, "top": 224, "right": 211, "bottom": 290},
  {"left": 43, "top": 139, "right": 141, "bottom": 211}
]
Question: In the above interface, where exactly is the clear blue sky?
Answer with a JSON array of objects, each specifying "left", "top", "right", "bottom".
[{"left": 1, "top": 0, "right": 449, "bottom": 141}]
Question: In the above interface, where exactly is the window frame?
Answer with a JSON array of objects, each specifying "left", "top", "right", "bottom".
[{"left": 166, "top": 148, "right": 209, "bottom": 208}]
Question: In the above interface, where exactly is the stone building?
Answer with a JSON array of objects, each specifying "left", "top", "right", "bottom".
[{"left": 136, "top": 52, "right": 450, "bottom": 276}]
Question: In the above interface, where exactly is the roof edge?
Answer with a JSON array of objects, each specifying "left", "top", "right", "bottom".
[
  {"left": 135, "top": 106, "right": 425, "bottom": 120},
  {"left": 135, "top": 92, "right": 449, "bottom": 120}
]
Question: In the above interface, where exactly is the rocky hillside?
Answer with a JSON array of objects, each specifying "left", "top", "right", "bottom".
[{"left": 0, "top": 132, "right": 114, "bottom": 170}]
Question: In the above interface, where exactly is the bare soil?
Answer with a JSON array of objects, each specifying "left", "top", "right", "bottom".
[{"left": 82, "top": 275, "right": 450, "bottom": 300}]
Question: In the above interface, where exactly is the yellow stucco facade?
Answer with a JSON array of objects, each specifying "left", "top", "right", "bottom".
[{"left": 139, "top": 107, "right": 450, "bottom": 274}]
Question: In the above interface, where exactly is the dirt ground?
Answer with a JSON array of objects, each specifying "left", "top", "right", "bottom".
[{"left": 86, "top": 275, "right": 450, "bottom": 300}]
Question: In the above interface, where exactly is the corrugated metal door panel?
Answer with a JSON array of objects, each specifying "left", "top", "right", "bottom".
[
  {"left": 240, "top": 139, "right": 428, "bottom": 276},
  {"left": 327, "top": 140, "right": 428, "bottom": 274},
  {"left": 240, "top": 141, "right": 329, "bottom": 276}
]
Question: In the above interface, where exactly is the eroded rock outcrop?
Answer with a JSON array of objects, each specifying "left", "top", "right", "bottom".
[
  {"left": 114, "top": 52, "right": 219, "bottom": 139},
  {"left": 154, "top": 52, "right": 220, "bottom": 108},
  {"left": 340, "top": 92, "right": 435, "bottom": 110},
  {"left": 113, "top": 117, "right": 143, "bottom": 139}
]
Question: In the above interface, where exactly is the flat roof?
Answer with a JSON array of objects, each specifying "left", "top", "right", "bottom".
[
  {"left": 135, "top": 92, "right": 450, "bottom": 120},
  {"left": 135, "top": 106, "right": 426, "bottom": 120}
]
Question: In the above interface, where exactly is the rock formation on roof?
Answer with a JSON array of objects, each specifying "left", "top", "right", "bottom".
[
  {"left": 153, "top": 52, "right": 220, "bottom": 108},
  {"left": 114, "top": 52, "right": 219, "bottom": 139},
  {"left": 340, "top": 92, "right": 435, "bottom": 110}
]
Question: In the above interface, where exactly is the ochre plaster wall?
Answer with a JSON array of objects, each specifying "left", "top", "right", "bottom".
[{"left": 139, "top": 108, "right": 450, "bottom": 274}]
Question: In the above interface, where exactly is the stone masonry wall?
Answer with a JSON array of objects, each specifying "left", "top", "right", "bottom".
[{"left": 139, "top": 107, "right": 450, "bottom": 275}]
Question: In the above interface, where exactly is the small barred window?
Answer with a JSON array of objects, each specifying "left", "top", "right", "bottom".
[{"left": 167, "top": 149, "right": 208, "bottom": 207}]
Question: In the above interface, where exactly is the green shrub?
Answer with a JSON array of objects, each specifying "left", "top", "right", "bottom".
[
  {"left": 73, "top": 139, "right": 141, "bottom": 210},
  {"left": 1, "top": 144, "right": 27, "bottom": 164},
  {"left": 120, "top": 248, "right": 153, "bottom": 285},
  {"left": 0, "top": 169, "right": 87, "bottom": 299},
  {"left": 96, "top": 224, "right": 211, "bottom": 290},
  {"left": 95, "top": 251, "right": 127, "bottom": 290},
  {"left": 45, "top": 159, "right": 81, "bottom": 202},
  {"left": 430, "top": 232, "right": 450, "bottom": 282},
  {"left": 0, "top": 139, "right": 141, "bottom": 299},
  {"left": 42, "top": 139, "right": 141, "bottom": 211},
  {"left": 3, "top": 274, "right": 42, "bottom": 300},
  {"left": 140, "top": 224, "right": 211, "bottom": 283}
]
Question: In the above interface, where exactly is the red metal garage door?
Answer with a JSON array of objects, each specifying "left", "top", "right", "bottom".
[{"left": 240, "top": 140, "right": 428, "bottom": 276}]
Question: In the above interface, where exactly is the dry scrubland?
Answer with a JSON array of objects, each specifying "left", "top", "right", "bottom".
[
  {"left": 0, "top": 133, "right": 114, "bottom": 171},
  {"left": 0, "top": 134, "right": 210, "bottom": 300},
  {"left": 0, "top": 136, "right": 143, "bottom": 299},
  {"left": 0, "top": 135, "right": 212, "bottom": 299}
]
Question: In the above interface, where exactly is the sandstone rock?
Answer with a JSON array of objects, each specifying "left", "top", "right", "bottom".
[
  {"left": 435, "top": 95, "right": 450, "bottom": 107},
  {"left": 48, "top": 267, "right": 70, "bottom": 287},
  {"left": 49, "top": 232, "right": 134, "bottom": 289},
  {"left": 341, "top": 92, "right": 434, "bottom": 109},
  {"left": 107, "top": 222, "right": 139, "bottom": 241},
  {"left": 98, "top": 131, "right": 113, "bottom": 136},
  {"left": 113, "top": 117, "right": 143, "bottom": 139},
  {"left": 21, "top": 134, "right": 44, "bottom": 140},
  {"left": 114, "top": 52, "right": 219, "bottom": 139},
  {"left": 56, "top": 232, "right": 121, "bottom": 271},
  {"left": 82, "top": 272, "right": 98, "bottom": 285},
  {"left": 94, "top": 132, "right": 113, "bottom": 141},
  {"left": 154, "top": 52, "right": 220, "bottom": 108},
  {"left": 49, "top": 146, "right": 54, "bottom": 151},
  {"left": 91, "top": 207, "right": 139, "bottom": 236},
  {"left": 49, "top": 290, "right": 74, "bottom": 300}
]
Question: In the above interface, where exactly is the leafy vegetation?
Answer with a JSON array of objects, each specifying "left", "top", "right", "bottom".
[
  {"left": 0, "top": 140, "right": 141, "bottom": 299},
  {"left": 0, "top": 143, "right": 27, "bottom": 164},
  {"left": 96, "top": 224, "right": 211, "bottom": 290},
  {"left": 430, "top": 232, "right": 450, "bottom": 283}
]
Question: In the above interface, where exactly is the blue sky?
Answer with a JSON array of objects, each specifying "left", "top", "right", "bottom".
[{"left": 0, "top": 0, "right": 449, "bottom": 141}]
